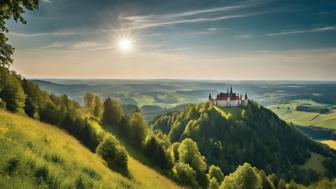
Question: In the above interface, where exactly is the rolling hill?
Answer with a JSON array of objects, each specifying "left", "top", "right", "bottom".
[
  {"left": 0, "top": 110, "right": 182, "bottom": 189},
  {"left": 151, "top": 101, "right": 336, "bottom": 184}
]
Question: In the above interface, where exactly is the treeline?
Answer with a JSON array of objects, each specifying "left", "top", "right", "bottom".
[
  {"left": 0, "top": 67, "right": 128, "bottom": 175},
  {"left": 151, "top": 102, "right": 336, "bottom": 186}
]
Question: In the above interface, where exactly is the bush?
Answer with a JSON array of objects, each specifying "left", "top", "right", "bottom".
[
  {"left": 173, "top": 162, "right": 199, "bottom": 188},
  {"left": 207, "top": 165, "right": 224, "bottom": 183},
  {"left": 144, "top": 134, "right": 172, "bottom": 169},
  {"left": 220, "top": 163, "right": 262, "bottom": 189},
  {"left": 96, "top": 135, "right": 128, "bottom": 175}
]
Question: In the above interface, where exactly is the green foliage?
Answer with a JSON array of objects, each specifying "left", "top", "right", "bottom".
[
  {"left": 129, "top": 112, "right": 148, "bottom": 147},
  {"left": 144, "top": 134, "right": 172, "bottom": 169},
  {"left": 84, "top": 92, "right": 103, "bottom": 119},
  {"left": 0, "top": 0, "right": 38, "bottom": 67},
  {"left": 207, "top": 165, "right": 224, "bottom": 184},
  {"left": 220, "top": 163, "right": 262, "bottom": 189},
  {"left": 103, "top": 97, "right": 124, "bottom": 126},
  {"left": 0, "top": 67, "right": 25, "bottom": 112},
  {"left": 307, "top": 178, "right": 336, "bottom": 189},
  {"left": 151, "top": 102, "right": 336, "bottom": 184},
  {"left": 208, "top": 177, "right": 220, "bottom": 189},
  {"left": 178, "top": 138, "right": 206, "bottom": 173},
  {"left": 173, "top": 162, "right": 199, "bottom": 188},
  {"left": 96, "top": 135, "right": 128, "bottom": 175}
]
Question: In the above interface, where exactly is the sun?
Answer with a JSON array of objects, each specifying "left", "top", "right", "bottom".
[{"left": 118, "top": 38, "right": 132, "bottom": 51}]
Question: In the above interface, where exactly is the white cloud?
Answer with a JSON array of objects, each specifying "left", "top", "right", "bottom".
[
  {"left": 119, "top": 2, "right": 267, "bottom": 30},
  {"left": 71, "top": 41, "right": 99, "bottom": 49},
  {"left": 44, "top": 42, "right": 68, "bottom": 49},
  {"left": 9, "top": 31, "right": 76, "bottom": 37},
  {"left": 266, "top": 26, "right": 336, "bottom": 36}
]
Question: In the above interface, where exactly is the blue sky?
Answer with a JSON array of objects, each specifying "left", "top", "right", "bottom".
[{"left": 6, "top": 0, "right": 336, "bottom": 80}]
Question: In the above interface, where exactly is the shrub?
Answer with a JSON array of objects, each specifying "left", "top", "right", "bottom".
[
  {"left": 144, "top": 134, "right": 172, "bottom": 169},
  {"left": 96, "top": 135, "right": 128, "bottom": 175},
  {"left": 173, "top": 162, "right": 199, "bottom": 188},
  {"left": 220, "top": 163, "right": 262, "bottom": 189},
  {"left": 207, "top": 165, "right": 224, "bottom": 183}
]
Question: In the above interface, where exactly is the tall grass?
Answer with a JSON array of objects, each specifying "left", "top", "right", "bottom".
[{"left": 0, "top": 110, "right": 182, "bottom": 189}]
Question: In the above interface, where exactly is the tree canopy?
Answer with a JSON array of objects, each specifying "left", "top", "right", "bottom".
[{"left": 0, "top": 0, "right": 38, "bottom": 67}]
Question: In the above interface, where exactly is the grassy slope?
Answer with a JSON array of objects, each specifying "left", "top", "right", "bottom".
[
  {"left": 0, "top": 110, "right": 182, "bottom": 189},
  {"left": 268, "top": 99, "right": 336, "bottom": 129}
]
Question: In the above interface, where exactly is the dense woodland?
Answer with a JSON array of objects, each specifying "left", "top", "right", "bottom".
[{"left": 151, "top": 102, "right": 336, "bottom": 186}]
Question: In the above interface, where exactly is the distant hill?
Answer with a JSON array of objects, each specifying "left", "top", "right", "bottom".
[
  {"left": 0, "top": 110, "right": 182, "bottom": 189},
  {"left": 151, "top": 102, "right": 336, "bottom": 184}
]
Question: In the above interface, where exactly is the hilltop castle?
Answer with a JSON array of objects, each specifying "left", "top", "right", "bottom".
[{"left": 209, "top": 87, "right": 248, "bottom": 107}]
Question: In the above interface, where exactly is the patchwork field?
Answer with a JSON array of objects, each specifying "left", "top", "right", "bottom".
[{"left": 268, "top": 99, "right": 336, "bottom": 129}]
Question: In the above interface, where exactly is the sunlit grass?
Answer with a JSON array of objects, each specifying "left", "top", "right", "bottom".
[
  {"left": 0, "top": 110, "right": 182, "bottom": 189},
  {"left": 321, "top": 140, "right": 336, "bottom": 150}
]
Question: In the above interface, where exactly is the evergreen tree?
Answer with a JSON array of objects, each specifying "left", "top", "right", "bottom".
[
  {"left": 129, "top": 112, "right": 148, "bottom": 147},
  {"left": 102, "top": 97, "right": 123, "bottom": 126}
]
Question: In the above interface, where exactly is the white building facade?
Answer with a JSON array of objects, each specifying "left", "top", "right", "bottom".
[{"left": 209, "top": 87, "right": 248, "bottom": 107}]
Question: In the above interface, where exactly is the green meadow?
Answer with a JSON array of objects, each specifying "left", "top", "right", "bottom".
[{"left": 0, "top": 110, "right": 182, "bottom": 189}]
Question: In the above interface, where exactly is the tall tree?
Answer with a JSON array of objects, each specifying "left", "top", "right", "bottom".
[
  {"left": 0, "top": 0, "right": 38, "bottom": 67},
  {"left": 178, "top": 138, "right": 207, "bottom": 173},
  {"left": 103, "top": 97, "right": 123, "bottom": 126},
  {"left": 129, "top": 112, "right": 148, "bottom": 147},
  {"left": 93, "top": 95, "right": 103, "bottom": 118},
  {"left": 84, "top": 92, "right": 95, "bottom": 113},
  {"left": 0, "top": 67, "right": 25, "bottom": 113}
]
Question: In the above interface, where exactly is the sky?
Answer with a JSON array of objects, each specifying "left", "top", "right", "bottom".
[{"left": 6, "top": 0, "right": 336, "bottom": 80}]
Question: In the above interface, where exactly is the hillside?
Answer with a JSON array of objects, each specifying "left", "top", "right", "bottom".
[
  {"left": 151, "top": 101, "right": 336, "bottom": 184},
  {"left": 0, "top": 110, "right": 182, "bottom": 189}
]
